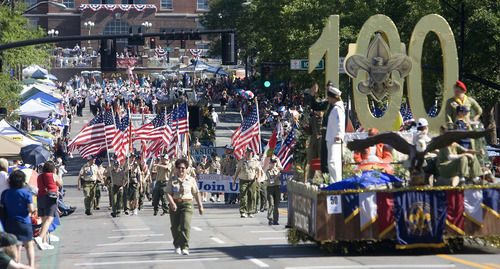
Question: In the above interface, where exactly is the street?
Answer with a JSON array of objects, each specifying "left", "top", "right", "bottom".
[{"left": 31, "top": 103, "right": 500, "bottom": 269}]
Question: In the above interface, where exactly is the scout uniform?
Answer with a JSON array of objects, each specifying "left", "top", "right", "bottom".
[
  {"left": 266, "top": 164, "right": 282, "bottom": 225},
  {"left": 235, "top": 157, "right": 260, "bottom": 216},
  {"left": 437, "top": 142, "right": 483, "bottom": 181},
  {"left": 445, "top": 95, "right": 482, "bottom": 130},
  {"left": 127, "top": 166, "right": 141, "bottom": 201},
  {"left": 94, "top": 164, "right": 106, "bottom": 210},
  {"left": 107, "top": 163, "right": 126, "bottom": 216},
  {"left": 165, "top": 174, "right": 200, "bottom": 251},
  {"left": 153, "top": 160, "right": 172, "bottom": 215},
  {"left": 79, "top": 161, "right": 99, "bottom": 213},
  {"left": 221, "top": 155, "right": 237, "bottom": 204}
]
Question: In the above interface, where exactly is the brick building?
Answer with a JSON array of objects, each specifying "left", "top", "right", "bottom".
[{"left": 24, "top": 0, "right": 210, "bottom": 55}]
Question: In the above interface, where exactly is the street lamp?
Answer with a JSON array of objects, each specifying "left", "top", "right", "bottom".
[
  {"left": 142, "top": 22, "right": 152, "bottom": 48},
  {"left": 47, "top": 29, "right": 59, "bottom": 37},
  {"left": 84, "top": 21, "right": 95, "bottom": 53}
]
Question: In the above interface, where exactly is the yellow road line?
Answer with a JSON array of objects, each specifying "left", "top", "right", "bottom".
[
  {"left": 278, "top": 209, "right": 288, "bottom": 215},
  {"left": 436, "top": 254, "right": 495, "bottom": 269},
  {"left": 484, "top": 264, "right": 500, "bottom": 268}
]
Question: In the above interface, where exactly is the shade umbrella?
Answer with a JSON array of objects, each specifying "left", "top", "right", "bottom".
[
  {"left": 19, "top": 144, "right": 51, "bottom": 166},
  {"left": 21, "top": 169, "right": 38, "bottom": 186},
  {"left": 29, "top": 130, "right": 55, "bottom": 138},
  {"left": 36, "top": 79, "right": 56, "bottom": 87},
  {"left": 278, "top": 106, "right": 286, "bottom": 112},
  {"left": 48, "top": 118, "right": 63, "bottom": 127},
  {"left": 44, "top": 74, "right": 58, "bottom": 80}
]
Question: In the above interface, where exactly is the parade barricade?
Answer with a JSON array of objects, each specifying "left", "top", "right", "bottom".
[{"left": 287, "top": 180, "right": 500, "bottom": 249}]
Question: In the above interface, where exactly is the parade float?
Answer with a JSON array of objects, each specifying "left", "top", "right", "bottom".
[{"left": 286, "top": 14, "right": 500, "bottom": 252}]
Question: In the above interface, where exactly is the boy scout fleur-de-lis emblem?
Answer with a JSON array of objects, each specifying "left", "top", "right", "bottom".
[{"left": 344, "top": 34, "right": 412, "bottom": 102}]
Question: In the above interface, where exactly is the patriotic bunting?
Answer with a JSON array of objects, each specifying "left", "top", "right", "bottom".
[{"left": 79, "top": 4, "right": 157, "bottom": 12}]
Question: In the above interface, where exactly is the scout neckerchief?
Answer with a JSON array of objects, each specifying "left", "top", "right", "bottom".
[{"left": 453, "top": 95, "right": 468, "bottom": 106}]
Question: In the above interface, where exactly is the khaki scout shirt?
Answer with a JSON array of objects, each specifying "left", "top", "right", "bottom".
[
  {"left": 79, "top": 163, "right": 99, "bottom": 182},
  {"left": 108, "top": 168, "right": 126, "bottom": 186},
  {"left": 208, "top": 157, "right": 220, "bottom": 174},
  {"left": 236, "top": 158, "right": 260, "bottom": 181},
  {"left": 165, "top": 175, "right": 199, "bottom": 200},
  {"left": 222, "top": 159, "right": 236, "bottom": 176},
  {"left": 156, "top": 162, "right": 172, "bottom": 183},
  {"left": 266, "top": 167, "right": 281, "bottom": 187}
]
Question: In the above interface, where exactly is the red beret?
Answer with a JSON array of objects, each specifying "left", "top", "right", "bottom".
[{"left": 455, "top": 81, "right": 467, "bottom": 91}]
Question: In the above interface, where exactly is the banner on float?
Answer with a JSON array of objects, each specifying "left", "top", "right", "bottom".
[
  {"left": 190, "top": 147, "right": 225, "bottom": 163},
  {"left": 198, "top": 174, "right": 238, "bottom": 193},
  {"left": 198, "top": 172, "right": 291, "bottom": 193}
]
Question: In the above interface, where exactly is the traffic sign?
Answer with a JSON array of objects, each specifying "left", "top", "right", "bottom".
[
  {"left": 164, "top": 47, "right": 174, "bottom": 52},
  {"left": 290, "top": 59, "right": 324, "bottom": 70}
]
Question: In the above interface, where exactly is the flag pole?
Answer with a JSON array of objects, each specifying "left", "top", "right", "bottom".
[{"left": 254, "top": 97, "right": 261, "bottom": 155}]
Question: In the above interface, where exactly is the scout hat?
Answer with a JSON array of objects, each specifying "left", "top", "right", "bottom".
[
  {"left": 456, "top": 105, "right": 470, "bottom": 112},
  {"left": 455, "top": 81, "right": 467, "bottom": 91}
]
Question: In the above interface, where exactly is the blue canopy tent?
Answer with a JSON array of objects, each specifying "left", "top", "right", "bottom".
[
  {"left": 204, "top": 65, "right": 229, "bottom": 75},
  {"left": 179, "top": 60, "right": 212, "bottom": 72},
  {"left": 21, "top": 92, "right": 62, "bottom": 106}
]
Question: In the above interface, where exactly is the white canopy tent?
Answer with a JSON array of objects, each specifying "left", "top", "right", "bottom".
[
  {"left": 0, "top": 120, "right": 41, "bottom": 146},
  {"left": 16, "top": 99, "right": 62, "bottom": 119}
]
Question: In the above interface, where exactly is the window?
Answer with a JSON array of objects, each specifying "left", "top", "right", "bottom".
[
  {"left": 197, "top": 0, "right": 208, "bottom": 10},
  {"left": 160, "top": 0, "right": 172, "bottom": 9},
  {"left": 196, "top": 20, "right": 204, "bottom": 30},
  {"left": 28, "top": 20, "right": 38, "bottom": 28},
  {"left": 62, "top": 0, "right": 74, "bottom": 8},
  {"left": 121, "top": 0, "right": 146, "bottom": 4},
  {"left": 103, "top": 20, "right": 130, "bottom": 50},
  {"left": 197, "top": 43, "right": 209, "bottom": 55}
]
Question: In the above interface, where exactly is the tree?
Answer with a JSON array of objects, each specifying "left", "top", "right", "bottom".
[
  {"left": 203, "top": 0, "right": 499, "bottom": 143},
  {"left": 0, "top": 3, "right": 53, "bottom": 112}
]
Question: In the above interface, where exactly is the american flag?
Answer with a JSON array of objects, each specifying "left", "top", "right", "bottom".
[
  {"left": 134, "top": 110, "right": 167, "bottom": 141},
  {"left": 174, "top": 102, "right": 189, "bottom": 134},
  {"left": 167, "top": 109, "right": 179, "bottom": 158},
  {"left": 68, "top": 110, "right": 115, "bottom": 157},
  {"left": 428, "top": 100, "right": 438, "bottom": 118},
  {"left": 112, "top": 113, "right": 131, "bottom": 163},
  {"left": 277, "top": 126, "right": 296, "bottom": 171},
  {"left": 232, "top": 103, "right": 261, "bottom": 160},
  {"left": 401, "top": 103, "right": 415, "bottom": 124}
]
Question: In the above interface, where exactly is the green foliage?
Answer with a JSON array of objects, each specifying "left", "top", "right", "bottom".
[
  {"left": 0, "top": 4, "right": 53, "bottom": 67},
  {"left": 202, "top": 0, "right": 499, "bottom": 126},
  {"left": 0, "top": 72, "right": 22, "bottom": 111}
]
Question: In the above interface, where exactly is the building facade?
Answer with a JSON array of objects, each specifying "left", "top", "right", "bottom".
[{"left": 24, "top": 0, "right": 210, "bottom": 55}]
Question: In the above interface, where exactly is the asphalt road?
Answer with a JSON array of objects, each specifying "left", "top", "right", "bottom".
[{"left": 30, "top": 101, "right": 500, "bottom": 269}]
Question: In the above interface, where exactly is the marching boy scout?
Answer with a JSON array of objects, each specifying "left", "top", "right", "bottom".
[
  {"left": 77, "top": 155, "right": 103, "bottom": 216},
  {"left": 233, "top": 148, "right": 262, "bottom": 218},
  {"left": 127, "top": 162, "right": 142, "bottom": 216},
  {"left": 106, "top": 161, "right": 127, "bottom": 218},
  {"left": 266, "top": 158, "right": 282, "bottom": 225},
  {"left": 165, "top": 158, "right": 204, "bottom": 256},
  {"left": 153, "top": 155, "right": 172, "bottom": 216}
]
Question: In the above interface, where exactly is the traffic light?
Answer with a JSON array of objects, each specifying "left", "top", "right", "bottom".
[
  {"left": 262, "top": 65, "right": 273, "bottom": 88},
  {"left": 128, "top": 25, "right": 145, "bottom": 46},
  {"left": 150, "top": 37, "right": 156, "bottom": 48},
  {"left": 101, "top": 39, "right": 116, "bottom": 71},
  {"left": 180, "top": 40, "right": 186, "bottom": 49},
  {"left": 221, "top": 33, "right": 237, "bottom": 65}
]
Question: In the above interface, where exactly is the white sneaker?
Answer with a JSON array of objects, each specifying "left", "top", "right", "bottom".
[
  {"left": 202, "top": 198, "right": 207, "bottom": 202},
  {"left": 34, "top": 237, "right": 43, "bottom": 249},
  {"left": 209, "top": 197, "right": 215, "bottom": 202},
  {"left": 217, "top": 199, "right": 221, "bottom": 202},
  {"left": 133, "top": 209, "right": 138, "bottom": 215},
  {"left": 174, "top": 248, "right": 181, "bottom": 254},
  {"left": 49, "top": 234, "right": 59, "bottom": 242},
  {"left": 42, "top": 242, "right": 54, "bottom": 250},
  {"left": 181, "top": 249, "right": 189, "bottom": 255}
]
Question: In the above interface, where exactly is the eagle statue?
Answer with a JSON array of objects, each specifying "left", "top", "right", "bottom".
[{"left": 347, "top": 128, "right": 493, "bottom": 174}]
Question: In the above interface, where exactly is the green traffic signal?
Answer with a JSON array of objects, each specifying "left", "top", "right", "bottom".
[{"left": 264, "top": 81, "right": 271, "bottom": 88}]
